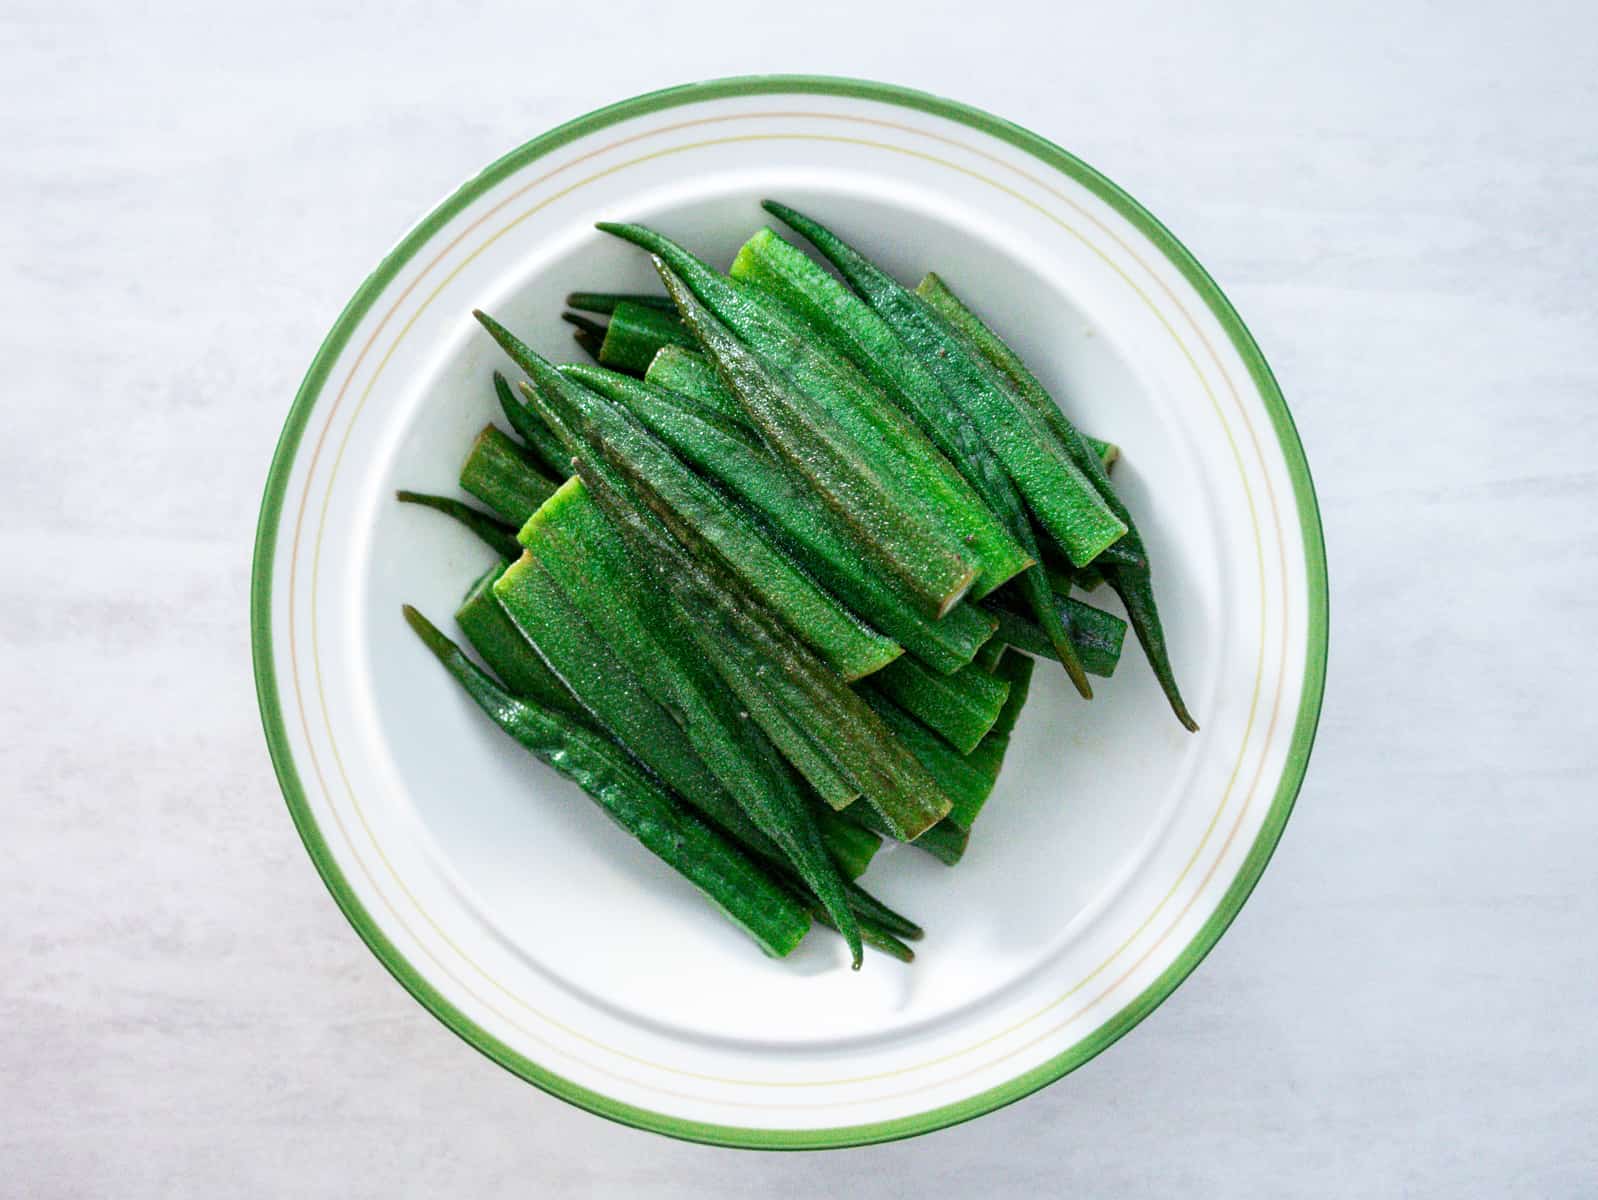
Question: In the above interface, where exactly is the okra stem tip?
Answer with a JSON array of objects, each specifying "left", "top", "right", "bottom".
[{"left": 401, "top": 603, "right": 446, "bottom": 654}]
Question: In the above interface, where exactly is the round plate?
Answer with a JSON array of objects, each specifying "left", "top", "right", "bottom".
[{"left": 252, "top": 76, "right": 1326, "bottom": 1149}]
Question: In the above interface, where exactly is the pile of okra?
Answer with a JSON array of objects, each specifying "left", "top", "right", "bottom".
[{"left": 402, "top": 202, "right": 1194, "bottom": 968}]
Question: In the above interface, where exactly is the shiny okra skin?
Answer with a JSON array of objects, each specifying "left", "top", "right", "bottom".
[
  {"left": 728, "top": 224, "right": 1094, "bottom": 698},
  {"left": 571, "top": 443, "right": 952, "bottom": 844},
  {"left": 495, "top": 346, "right": 869, "bottom": 965},
  {"left": 494, "top": 370, "right": 572, "bottom": 480},
  {"left": 867, "top": 656, "right": 1012, "bottom": 756},
  {"left": 600, "top": 223, "right": 1026, "bottom": 599},
  {"left": 567, "top": 364, "right": 998, "bottom": 674},
  {"left": 761, "top": 202, "right": 1128, "bottom": 569},
  {"left": 914, "top": 271, "right": 1196, "bottom": 731},
  {"left": 403, "top": 606, "right": 812, "bottom": 958},
  {"left": 526, "top": 361, "right": 901, "bottom": 681},
  {"left": 652, "top": 261, "right": 978, "bottom": 619},
  {"left": 597, "top": 300, "right": 696, "bottom": 373},
  {"left": 509, "top": 472, "right": 864, "bottom": 966},
  {"left": 458, "top": 424, "right": 559, "bottom": 528},
  {"left": 454, "top": 561, "right": 583, "bottom": 719}
]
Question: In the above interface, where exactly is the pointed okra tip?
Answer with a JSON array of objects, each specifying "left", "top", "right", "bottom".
[
  {"left": 594, "top": 220, "right": 652, "bottom": 251},
  {"left": 472, "top": 308, "right": 518, "bottom": 354},
  {"left": 402, "top": 604, "right": 450, "bottom": 658}
]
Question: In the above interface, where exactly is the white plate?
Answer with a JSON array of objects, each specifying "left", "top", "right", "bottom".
[{"left": 252, "top": 76, "right": 1327, "bottom": 1148}]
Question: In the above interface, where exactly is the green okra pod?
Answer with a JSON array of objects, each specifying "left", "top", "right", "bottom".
[
  {"left": 458, "top": 425, "right": 559, "bottom": 528},
  {"left": 404, "top": 605, "right": 812, "bottom": 957}
]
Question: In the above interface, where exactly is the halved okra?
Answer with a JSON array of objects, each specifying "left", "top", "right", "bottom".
[
  {"left": 505, "top": 474, "right": 864, "bottom": 966},
  {"left": 913, "top": 271, "right": 1196, "bottom": 730},
  {"left": 729, "top": 224, "right": 1096, "bottom": 698},
  {"left": 565, "top": 364, "right": 998, "bottom": 675},
  {"left": 454, "top": 561, "right": 583, "bottom": 719},
  {"left": 867, "top": 656, "right": 1012, "bottom": 756},
  {"left": 598, "top": 223, "right": 1031, "bottom": 600},
  {"left": 568, "top": 441, "right": 954, "bottom": 843},
  {"left": 597, "top": 300, "right": 696, "bottom": 374},
  {"left": 404, "top": 605, "right": 812, "bottom": 957},
  {"left": 648, "top": 262, "right": 979, "bottom": 620},
  {"left": 863, "top": 693, "right": 1004, "bottom": 832},
  {"left": 458, "top": 424, "right": 559, "bottom": 528},
  {"left": 759, "top": 202, "right": 1128, "bottom": 569},
  {"left": 476, "top": 317, "right": 902, "bottom": 681}
]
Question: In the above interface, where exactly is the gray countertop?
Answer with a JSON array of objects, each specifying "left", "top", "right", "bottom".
[{"left": 5, "top": 1, "right": 1595, "bottom": 1194}]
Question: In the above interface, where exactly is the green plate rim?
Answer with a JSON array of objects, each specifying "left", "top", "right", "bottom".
[{"left": 250, "top": 74, "right": 1328, "bottom": 1151}]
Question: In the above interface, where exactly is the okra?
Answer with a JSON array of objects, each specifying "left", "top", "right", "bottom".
[
  {"left": 597, "top": 299, "right": 695, "bottom": 374},
  {"left": 642, "top": 344, "right": 750, "bottom": 425},
  {"left": 842, "top": 877, "right": 923, "bottom": 941},
  {"left": 730, "top": 225, "right": 1095, "bottom": 698},
  {"left": 396, "top": 490, "right": 523, "bottom": 562},
  {"left": 986, "top": 594, "right": 1127, "bottom": 678},
  {"left": 1084, "top": 434, "right": 1120, "bottom": 472},
  {"left": 760, "top": 203, "right": 1128, "bottom": 568},
  {"left": 404, "top": 605, "right": 811, "bottom": 957},
  {"left": 868, "top": 656, "right": 1011, "bottom": 755},
  {"left": 864, "top": 693, "right": 1002, "bottom": 832},
  {"left": 581, "top": 367, "right": 997, "bottom": 674},
  {"left": 517, "top": 359, "right": 901, "bottom": 680},
  {"left": 458, "top": 425, "right": 558, "bottom": 527},
  {"left": 494, "top": 371, "right": 571, "bottom": 480},
  {"left": 914, "top": 271, "right": 1196, "bottom": 730},
  {"left": 570, "top": 445, "right": 952, "bottom": 842},
  {"left": 651, "top": 262, "right": 978, "bottom": 619},
  {"left": 510, "top": 464, "right": 863, "bottom": 965},
  {"left": 599, "top": 224, "right": 1029, "bottom": 597},
  {"left": 454, "top": 561, "right": 583, "bottom": 719},
  {"left": 494, "top": 551, "right": 780, "bottom": 858},
  {"left": 987, "top": 648, "right": 1036, "bottom": 739},
  {"left": 843, "top": 800, "right": 970, "bottom": 866},
  {"left": 972, "top": 634, "right": 1008, "bottom": 673},
  {"left": 810, "top": 902, "right": 914, "bottom": 963}
]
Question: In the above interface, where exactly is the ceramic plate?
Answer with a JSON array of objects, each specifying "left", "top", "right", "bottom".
[{"left": 252, "top": 76, "right": 1326, "bottom": 1148}]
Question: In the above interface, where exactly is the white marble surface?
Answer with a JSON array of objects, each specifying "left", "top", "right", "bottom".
[{"left": 5, "top": 1, "right": 1595, "bottom": 1194}]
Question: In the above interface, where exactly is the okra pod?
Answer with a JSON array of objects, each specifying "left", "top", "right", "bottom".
[
  {"left": 651, "top": 262, "right": 979, "bottom": 618},
  {"left": 458, "top": 425, "right": 559, "bottom": 528},
  {"left": 986, "top": 595, "right": 1127, "bottom": 678},
  {"left": 570, "top": 444, "right": 953, "bottom": 842},
  {"left": 404, "top": 605, "right": 811, "bottom": 957},
  {"left": 761, "top": 203, "right": 1128, "bottom": 567},
  {"left": 730, "top": 224, "right": 1095, "bottom": 697},
  {"left": 494, "top": 370, "right": 571, "bottom": 480},
  {"left": 598, "top": 299, "right": 696, "bottom": 373},
  {"left": 454, "top": 561, "right": 583, "bottom": 719},
  {"left": 396, "top": 490, "right": 523, "bottom": 561},
  {"left": 868, "top": 656, "right": 1011, "bottom": 755},
  {"left": 509, "top": 464, "right": 864, "bottom": 966},
  {"left": 914, "top": 271, "right": 1196, "bottom": 730},
  {"left": 566, "top": 291, "right": 676, "bottom": 316},
  {"left": 579, "top": 366, "right": 998, "bottom": 674},
  {"left": 518, "top": 359, "right": 902, "bottom": 680},
  {"left": 600, "top": 223, "right": 1030, "bottom": 598}
]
